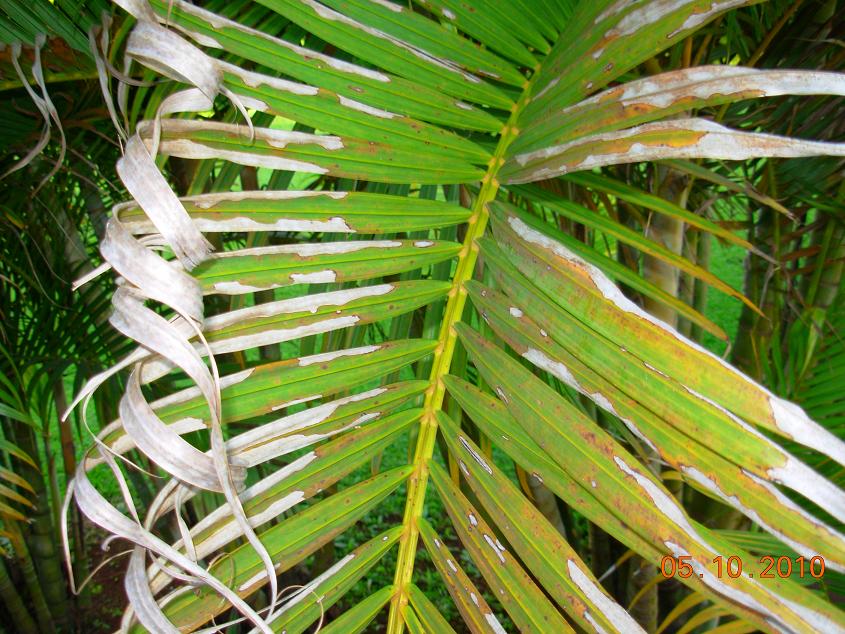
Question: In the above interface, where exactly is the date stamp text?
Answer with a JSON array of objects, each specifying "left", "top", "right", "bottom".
[{"left": 660, "top": 555, "right": 825, "bottom": 579}]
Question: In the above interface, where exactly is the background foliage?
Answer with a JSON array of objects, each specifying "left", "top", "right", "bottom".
[{"left": 0, "top": 0, "right": 844, "bottom": 632}]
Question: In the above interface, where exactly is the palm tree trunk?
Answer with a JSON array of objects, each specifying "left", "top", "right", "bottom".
[
  {"left": 54, "top": 378, "right": 91, "bottom": 615},
  {"left": 676, "top": 231, "right": 697, "bottom": 339},
  {"left": 642, "top": 168, "right": 688, "bottom": 326},
  {"left": 526, "top": 475, "right": 568, "bottom": 537},
  {"left": 0, "top": 554, "right": 39, "bottom": 634},
  {"left": 689, "top": 232, "right": 712, "bottom": 343},
  {"left": 733, "top": 167, "right": 782, "bottom": 380},
  {"left": 802, "top": 214, "right": 845, "bottom": 311},
  {"left": 7, "top": 522, "right": 56, "bottom": 633},
  {"left": 12, "top": 424, "right": 71, "bottom": 629}
]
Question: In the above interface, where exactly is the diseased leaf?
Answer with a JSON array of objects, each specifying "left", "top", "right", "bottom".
[
  {"left": 98, "top": 344, "right": 432, "bottom": 453},
  {"left": 257, "top": 0, "right": 514, "bottom": 109},
  {"left": 319, "top": 586, "right": 394, "bottom": 634},
  {"left": 514, "top": 67, "right": 845, "bottom": 155},
  {"left": 144, "top": 0, "right": 505, "bottom": 131},
  {"left": 506, "top": 187, "right": 758, "bottom": 311},
  {"left": 558, "top": 171, "right": 758, "bottom": 250},
  {"left": 263, "top": 528, "right": 402, "bottom": 634},
  {"left": 429, "top": 460, "right": 575, "bottom": 633},
  {"left": 134, "top": 467, "right": 410, "bottom": 631},
  {"left": 69, "top": 1, "right": 845, "bottom": 632},
  {"left": 487, "top": 203, "right": 845, "bottom": 469},
  {"left": 407, "top": 584, "right": 457, "bottom": 634},
  {"left": 310, "top": 0, "right": 527, "bottom": 86},
  {"left": 220, "top": 64, "right": 492, "bottom": 162},
  {"left": 118, "top": 191, "right": 471, "bottom": 235},
  {"left": 417, "top": 517, "right": 509, "bottom": 634},
  {"left": 193, "top": 240, "right": 460, "bottom": 295},
  {"left": 151, "top": 119, "right": 485, "bottom": 184},
  {"left": 409, "top": 0, "right": 541, "bottom": 67},
  {"left": 502, "top": 119, "right": 845, "bottom": 184},
  {"left": 524, "top": 0, "right": 760, "bottom": 118},
  {"left": 466, "top": 278, "right": 845, "bottom": 572},
  {"left": 145, "top": 411, "right": 417, "bottom": 596},
  {"left": 456, "top": 323, "right": 845, "bottom": 633}
]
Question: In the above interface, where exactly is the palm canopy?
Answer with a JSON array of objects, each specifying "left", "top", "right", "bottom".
[{"left": 66, "top": 0, "right": 845, "bottom": 632}]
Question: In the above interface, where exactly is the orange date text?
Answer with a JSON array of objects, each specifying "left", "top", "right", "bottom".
[{"left": 660, "top": 555, "right": 825, "bottom": 579}]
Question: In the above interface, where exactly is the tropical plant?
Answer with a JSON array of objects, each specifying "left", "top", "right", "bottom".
[
  {"left": 63, "top": 0, "right": 845, "bottom": 632},
  {"left": 0, "top": 3, "right": 132, "bottom": 631}
]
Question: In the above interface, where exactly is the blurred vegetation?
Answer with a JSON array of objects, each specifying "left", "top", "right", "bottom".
[{"left": 0, "top": 0, "right": 844, "bottom": 632}]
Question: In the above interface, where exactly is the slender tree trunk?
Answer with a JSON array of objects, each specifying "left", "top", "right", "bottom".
[
  {"left": 53, "top": 380, "right": 77, "bottom": 497},
  {"left": 788, "top": 210, "right": 845, "bottom": 396},
  {"left": 676, "top": 231, "right": 697, "bottom": 339},
  {"left": 0, "top": 554, "right": 39, "bottom": 634},
  {"left": 8, "top": 522, "right": 56, "bottom": 633},
  {"left": 642, "top": 169, "right": 688, "bottom": 326},
  {"left": 689, "top": 232, "right": 712, "bottom": 343},
  {"left": 803, "top": 216, "right": 845, "bottom": 311},
  {"left": 589, "top": 521, "right": 614, "bottom": 590},
  {"left": 54, "top": 378, "right": 91, "bottom": 617},
  {"left": 526, "top": 475, "right": 568, "bottom": 537},
  {"left": 627, "top": 556, "right": 660, "bottom": 629},
  {"left": 12, "top": 424, "right": 71, "bottom": 629},
  {"left": 733, "top": 167, "right": 781, "bottom": 380}
]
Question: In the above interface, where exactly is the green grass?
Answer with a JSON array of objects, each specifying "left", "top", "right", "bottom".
[{"left": 701, "top": 239, "right": 747, "bottom": 357}]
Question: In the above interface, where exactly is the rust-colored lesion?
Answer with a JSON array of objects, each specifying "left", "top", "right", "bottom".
[
  {"left": 0, "top": 37, "right": 94, "bottom": 88},
  {"left": 551, "top": 127, "right": 709, "bottom": 173}
]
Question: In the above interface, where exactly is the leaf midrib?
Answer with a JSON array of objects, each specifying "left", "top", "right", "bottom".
[{"left": 385, "top": 60, "right": 543, "bottom": 633}]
